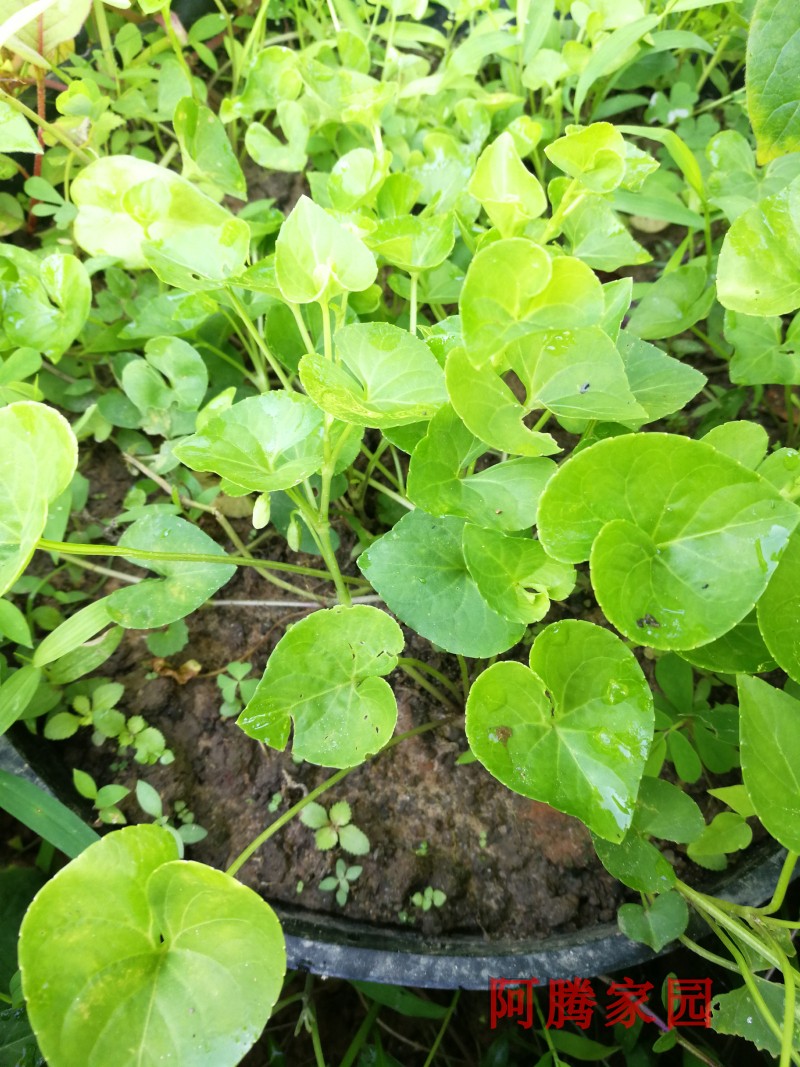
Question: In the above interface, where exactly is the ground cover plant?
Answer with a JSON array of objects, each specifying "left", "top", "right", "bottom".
[{"left": 2, "top": 0, "right": 800, "bottom": 1062}]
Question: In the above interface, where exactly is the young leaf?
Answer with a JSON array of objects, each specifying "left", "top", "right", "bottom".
[
  {"left": 275, "top": 196, "right": 377, "bottom": 304},
  {"left": 537, "top": 434, "right": 799, "bottom": 649},
  {"left": 368, "top": 213, "right": 455, "bottom": 273},
  {"left": 18, "top": 825, "right": 286, "bottom": 1067},
  {"left": 739, "top": 675, "right": 800, "bottom": 852},
  {"left": 0, "top": 401, "right": 78, "bottom": 597},
  {"left": 544, "top": 123, "right": 627, "bottom": 193},
  {"left": 618, "top": 891, "right": 689, "bottom": 952},
  {"left": 746, "top": 0, "right": 800, "bottom": 164},
  {"left": 359, "top": 511, "right": 526, "bottom": 657},
  {"left": 467, "top": 132, "right": 546, "bottom": 237},
  {"left": 299, "top": 322, "right": 447, "bottom": 428},
  {"left": 173, "top": 393, "right": 325, "bottom": 492},
  {"left": 107, "top": 514, "right": 235, "bottom": 628},
  {"left": 174, "top": 97, "right": 246, "bottom": 200},
  {"left": 627, "top": 262, "right": 715, "bottom": 340},
  {"left": 466, "top": 620, "right": 653, "bottom": 841},
  {"left": 238, "top": 606, "right": 403, "bottom": 768}
]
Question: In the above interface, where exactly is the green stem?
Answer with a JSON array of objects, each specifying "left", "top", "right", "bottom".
[
  {"left": 36, "top": 538, "right": 358, "bottom": 585},
  {"left": 677, "top": 934, "right": 742, "bottom": 974},
  {"left": 397, "top": 663, "right": 458, "bottom": 710},
  {"left": 760, "top": 852, "right": 799, "bottom": 916},
  {"left": 409, "top": 272, "right": 419, "bottom": 336},
  {"left": 226, "top": 288, "right": 290, "bottom": 391},
  {"left": 338, "top": 1002, "right": 380, "bottom": 1067},
  {"left": 289, "top": 302, "right": 316, "bottom": 356},
  {"left": 161, "top": 2, "right": 195, "bottom": 88},
  {"left": 92, "top": 0, "right": 119, "bottom": 89},
  {"left": 225, "top": 715, "right": 457, "bottom": 877},
  {"left": 422, "top": 990, "right": 460, "bottom": 1067},
  {"left": 397, "top": 657, "right": 463, "bottom": 700},
  {"left": 457, "top": 655, "right": 470, "bottom": 700}
]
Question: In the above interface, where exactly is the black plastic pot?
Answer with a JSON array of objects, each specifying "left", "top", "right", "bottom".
[{"left": 1, "top": 734, "right": 787, "bottom": 990}]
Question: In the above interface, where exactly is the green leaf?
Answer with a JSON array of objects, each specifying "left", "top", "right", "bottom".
[
  {"left": 329, "top": 148, "right": 388, "bottom": 211},
  {"left": 0, "top": 402, "right": 77, "bottom": 598},
  {"left": 358, "top": 512, "right": 525, "bottom": 658},
  {"left": 407, "top": 406, "right": 556, "bottom": 531},
  {"left": 616, "top": 331, "right": 706, "bottom": 423},
  {"left": 465, "top": 620, "right": 653, "bottom": 841},
  {"left": 724, "top": 310, "right": 800, "bottom": 386},
  {"left": 467, "top": 132, "right": 546, "bottom": 237},
  {"left": 0, "top": 599, "right": 31, "bottom": 646},
  {"left": 717, "top": 176, "right": 800, "bottom": 316},
  {"left": 18, "top": 825, "right": 285, "bottom": 1067},
  {"left": 33, "top": 599, "right": 113, "bottom": 668},
  {"left": 746, "top": 0, "right": 800, "bottom": 164},
  {"left": 348, "top": 981, "right": 448, "bottom": 1019},
  {"left": 702, "top": 420, "right": 769, "bottom": 470},
  {"left": 686, "top": 812, "right": 752, "bottom": 867},
  {"left": 0, "top": 667, "right": 42, "bottom": 736},
  {"left": 573, "top": 17, "right": 661, "bottom": 117},
  {"left": 1, "top": 0, "right": 91, "bottom": 63},
  {"left": 739, "top": 675, "right": 800, "bottom": 851},
  {"left": 593, "top": 831, "right": 676, "bottom": 893},
  {"left": 338, "top": 824, "right": 370, "bottom": 855},
  {"left": 0, "top": 100, "right": 41, "bottom": 154},
  {"left": 300, "top": 802, "right": 329, "bottom": 830},
  {"left": 173, "top": 393, "right": 325, "bottom": 492},
  {"left": 367, "top": 213, "right": 455, "bottom": 273},
  {"left": 245, "top": 102, "right": 309, "bottom": 173},
  {"left": 238, "top": 606, "right": 403, "bottom": 767},
  {"left": 107, "top": 515, "right": 235, "bottom": 628},
  {"left": 174, "top": 97, "right": 246, "bottom": 200},
  {"left": 711, "top": 978, "right": 800, "bottom": 1058},
  {"left": 557, "top": 191, "right": 651, "bottom": 271},
  {"left": 275, "top": 196, "right": 377, "bottom": 304},
  {"left": 0, "top": 770, "right": 99, "bottom": 858},
  {"left": 459, "top": 240, "right": 603, "bottom": 366},
  {"left": 537, "top": 433, "right": 799, "bottom": 649},
  {"left": 545, "top": 123, "right": 627, "bottom": 193},
  {"left": 445, "top": 344, "right": 560, "bottom": 458},
  {"left": 463, "top": 525, "right": 576, "bottom": 623},
  {"left": 0, "top": 867, "right": 45, "bottom": 988},
  {"left": 627, "top": 262, "right": 714, "bottom": 340},
  {"left": 634, "top": 777, "right": 704, "bottom": 843},
  {"left": 0, "top": 250, "right": 91, "bottom": 361},
  {"left": 618, "top": 891, "right": 688, "bottom": 951},
  {"left": 680, "top": 611, "right": 777, "bottom": 674},
  {"left": 758, "top": 530, "right": 800, "bottom": 681},
  {"left": 71, "top": 156, "right": 249, "bottom": 285},
  {"left": 299, "top": 322, "right": 447, "bottom": 428},
  {"left": 0, "top": 1006, "right": 42, "bottom": 1066}
]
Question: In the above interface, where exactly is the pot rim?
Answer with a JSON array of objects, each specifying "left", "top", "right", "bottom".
[{"left": 1, "top": 735, "right": 786, "bottom": 990}]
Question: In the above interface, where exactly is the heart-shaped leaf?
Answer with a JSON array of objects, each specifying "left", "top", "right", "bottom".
[
  {"left": 459, "top": 240, "right": 603, "bottom": 366},
  {"left": 467, "top": 131, "right": 546, "bottom": 237},
  {"left": 445, "top": 344, "right": 560, "bottom": 457},
  {"left": 0, "top": 247, "right": 90, "bottom": 362},
  {"left": 462, "top": 524, "right": 575, "bottom": 623},
  {"left": 367, "top": 213, "right": 455, "bottom": 273},
  {"left": 545, "top": 122, "right": 627, "bottom": 193},
  {"left": 173, "top": 392, "right": 325, "bottom": 492},
  {"left": 71, "top": 156, "right": 249, "bottom": 285},
  {"left": 275, "top": 196, "right": 377, "bottom": 305},
  {"left": 237, "top": 606, "right": 403, "bottom": 767},
  {"left": 107, "top": 514, "right": 235, "bottom": 628},
  {"left": 299, "top": 322, "right": 447, "bottom": 428},
  {"left": 245, "top": 102, "right": 309, "bottom": 173},
  {"left": 407, "top": 405, "right": 556, "bottom": 530},
  {"left": 0, "top": 401, "right": 77, "bottom": 597},
  {"left": 174, "top": 97, "right": 246, "bottom": 199},
  {"left": 19, "top": 825, "right": 285, "bottom": 1067},
  {"left": 618, "top": 891, "right": 688, "bottom": 951},
  {"left": 359, "top": 511, "right": 525, "bottom": 657},
  {"left": 537, "top": 434, "right": 799, "bottom": 649},
  {"left": 465, "top": 620, "right": 653, "bottom": 841}
]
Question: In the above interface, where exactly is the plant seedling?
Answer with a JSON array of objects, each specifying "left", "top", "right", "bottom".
[
  {"left": 300, "top": 801, "right": 370, "bottom": 855},
  {"left": 411, "top": 886, "right": 447, "bottom": 912},
  {"left": 135, "top": 780, "right": 207, "bottom": 858},
  {"left": 217, "top": 661, "right": 259, "bottom": 718},
  {"left": 72, "top": 769, "right": 129, "bottom": 826},
  {"left": 319, "top": 859, "right": 362, "bottom": 906}
]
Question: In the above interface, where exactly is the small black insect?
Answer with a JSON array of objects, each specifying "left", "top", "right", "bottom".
[{"left": 636, "top": 614, "right": 660, "bottom": 629}]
